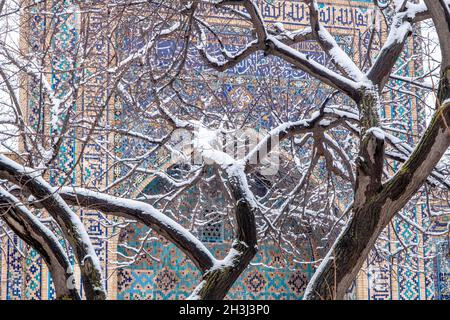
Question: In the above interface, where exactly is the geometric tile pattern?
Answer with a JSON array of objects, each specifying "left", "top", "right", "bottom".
[
  {"left": 1, "top": 0, "right": 115, "bottom": 300},
  {"left": 117, "top": 232, "right": 310, "bottom": 300},
  {"left": 116, "top": 0, "right": 339, "bottom": 301}
]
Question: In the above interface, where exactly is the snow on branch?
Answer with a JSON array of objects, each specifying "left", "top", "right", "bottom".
[
  {"left": 0, "top": 154, "right": 106, "bottom": 300},
  {"left": 0, "top": 187, "right": 80, "bottom": 300},
  {"left": 58, "top": 187, "right": 217, "bottom": 272}
]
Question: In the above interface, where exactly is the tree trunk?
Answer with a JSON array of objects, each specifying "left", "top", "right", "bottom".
[
  {"left": 304, "top": 67, "right": 450, "bottom": 300},
  {"left": 0, "top": 190, "right": 80, "bottom": 300},
  {"left": 192, "top": 174, "right": 258, "bottom": 300}
]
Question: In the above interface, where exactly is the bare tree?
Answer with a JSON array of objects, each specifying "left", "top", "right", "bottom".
[{"left": 0, "top": 0, "right": 448, "bottom": 300}]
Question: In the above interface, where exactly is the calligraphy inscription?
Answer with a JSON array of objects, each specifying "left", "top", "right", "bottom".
[{"left": 200, "top": 1, "right": 374, "bottom": 29}]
